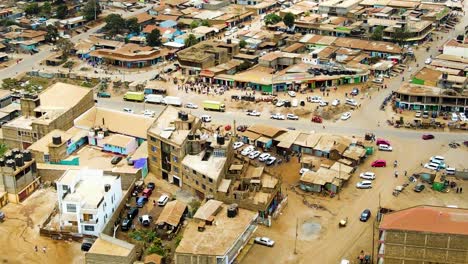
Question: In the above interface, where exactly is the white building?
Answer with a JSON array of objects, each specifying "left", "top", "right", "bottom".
[
  {"left": 443, "top": 39, "right": 468, "bottom": 58},
  {"left": 56, "top": 169, "right": 122, "bottom": 236}
]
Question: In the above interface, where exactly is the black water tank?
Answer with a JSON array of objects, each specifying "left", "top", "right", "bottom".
[
  {"left": 0, "top": 158, "right": 5, "bottom": 167},
  {"left": 179, "top": 111, "right": 188, "bottom": 121},
  {"left": 188, "top": 134, "right": 194, "bottom": 140},
  {"left": 104, "top": 184, "right": 111, "bottom": 192},
  {"left": 22, "top": 150, "right": 32, "bottom": 162},
  {"left": 6, "top": 159, "right": 16, "bottom": 170},
  {"left": 52, "top": 135, "right": 62, "bottom": 145},
  {"left": 442, "top": 72, "right": 448, "bottom": 80},
  {"left": 4, "top": 151, "right": 13, "bottom": 160},
  {"left": 227, "top": 38, "right": 232, "bottom": 44},
  {"left": 15, "top": 154, "right": 24, "bottom": 167},
  {"left": 227, "top": 204, "right": 238, "bottom": 218},
  {"left": 12, "top": 148, "right": 20, "bottom": 156},
  {"left": 312, "top": 53, "right": 318, "bottom": 59},
  {"left": 217, "top": 135, "right": 225, "bottom": 145}
]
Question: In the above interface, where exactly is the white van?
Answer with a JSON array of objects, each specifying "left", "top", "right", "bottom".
[
  {"left": 345, "top": 98, "right": 358, "bottom": 107},
  {"left": 157, "top": 194, "right": 169, "bottom": 206},
  {"left": 430, "top": 156, "right": 445, "bottom": 163},
  {"left": 451, "top": 112, "right": 459, "bottom": 121},
  {"left": 291, "top": 99, "right": 298, "bottom": 107},
  {"left": 445, "top": 167, "right": 456, "bottom": 175},
  {"left": 145, "top": 94, "right": 164, "bottom": 104}
]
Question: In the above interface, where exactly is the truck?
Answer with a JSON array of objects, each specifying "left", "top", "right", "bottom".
[
  {"left": 202, "top": 100, "right": 225, "bottom": 112},
  {"left": 145, "top": 94, "right": 164, "bottom": 104},
  {"left": 162, "top": 96, "right": 182, "bottom": 107},
  {"left": 123, "top": 92, "right": 145, "bottom": 102}
]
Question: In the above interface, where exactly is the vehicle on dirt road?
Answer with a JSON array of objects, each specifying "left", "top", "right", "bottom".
[
  {"left": 422, "top": 134, "right": 434, "bottom": 140},
  {"left": 356, "top": 180, "right": 372, "bottom": 189},
  {"left": 311, "top": 116, "right": 323, "bottom": 123},
  {"left": 359, "top": 172, "right": 376, "bottom": 180},
  {"left": 371, "top": 160, "right": 386, "bottom": 167},
  {"left": 359, "top": 209, "right": 371, "bottom": 222},
  {"left": 378, "top": 144, "right": 393, "bottom": 151},
  {"left": 254, "top": 237, "right": 275, "bottom": 247}
]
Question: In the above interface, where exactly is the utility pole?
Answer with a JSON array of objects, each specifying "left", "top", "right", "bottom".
[
  {"left": 294, "top": 217, "right": 298, "bottom": 254},
  {"left": 94, "top": 0, "right": 97, "bottom": 21}
]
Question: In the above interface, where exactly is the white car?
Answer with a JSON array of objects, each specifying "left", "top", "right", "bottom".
[
  {"left": 425, "top": 58, "right": 432, "bottom": 64},
  {"left": 378, "top": 144, "right": 393, "bottom": 151},
  {"left": 259, "top": 153, "right": 271, "bottom": 162},
  {"left": 287, "top": 113, "right": 299, "bottom": 120},
  {"left": 241, "top": 146, "right": 255, "bottom": 156},
  {"left": 359, "top": 172, "right": 376, "bottom": 180},
  {"left": 310, "top": 96, "right": 322, "bottom": 103},
  {"left": 254, "top": 237, "right": 275, "bottom": 247},
  {"left": 185, "top": 103, "right": 198, "bottom": 109},
  {"left": 332, "top": 99, "right": 340, "bottom": 106},
  {"left": 233, "top": 141, "right": 244, "bottom": 150},
  {"left": 288, "top": 91, "right": 296, "bottom": 97},
  {"left": 201, "top": 115, "right": 211, "bottom": 122},
  {"left": 319, "top": 101, "right": 328, "bottom": 107},
  {"left": 341, "top": 112, "right": 351, "bottom": 120},
  {"left": 142, "top": 109, "right": 155, "bottom": 117},
  {"left": 300, "top": 168, "right": 310, "bottom": 175},
  {"left": 123, "top": 108, "right": 134, "bottom": 114},
  {"left": 139, "top": 214, "right": 153, "bottom": 226},
  {"left": 247, "top": 110, "right": 261, "bottom": 116},
  {"left": 276, "top": 100, "right": 285, "bottom": 107},
  {"left": 224, "top": 31, "right": 232, "bottom": 36},
  {"left": 356, "top": 180, "right": 372, "bottom": 189},
  {"left": 459, "top": 113, "right": 466, "bottom": 121},
  {"left": 415, "top": 111, "right": 422, "bottom": 118},
  {"left": 271, "top": 113, "right": 285, "bottom": 120},
  {"left": 249, "top": 150, "right": 261, "bottom": 159},
  {"left": 157, "top": 194, "right": 169, "bottom": 206},
  {"left": 266, "top": 156, "right": 277, "bottom": 166},
  {"left": 372, "top": 77, "right": 384, "bottom": 84},
  {"left": 424, "top": 162, "right": 439, "bottom": 171}
]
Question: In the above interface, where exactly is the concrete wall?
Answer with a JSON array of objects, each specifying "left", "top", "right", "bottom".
[{"left": 85, "top": 234, "right": 138, "bottom": 264}]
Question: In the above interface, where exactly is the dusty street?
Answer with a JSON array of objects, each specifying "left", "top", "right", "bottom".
[
  {"left": 242, "top": 137, "right": 468, "bottom": 264},
  {"left": 0, "top": 189, "right": 83, "bottom": 264}
]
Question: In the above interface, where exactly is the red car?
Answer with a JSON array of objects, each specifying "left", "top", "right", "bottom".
[
  {"left": 371, "top": 160, "right": 387, "bottom": 167},
  {"left": 422, "top": 134, "right": 434, "bottom": 140},
  {"left": 311, "top": 116, "right": 323, "bottom": 123}
]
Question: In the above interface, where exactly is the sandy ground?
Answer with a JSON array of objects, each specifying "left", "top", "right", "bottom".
[
  {"left": 242, "top": 138, "right": 468, "bottom": 264},
  {"left": 0, "top": 189, "right": 83, "bottom": 264}
]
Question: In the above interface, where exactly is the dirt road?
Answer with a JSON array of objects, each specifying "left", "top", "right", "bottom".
[
  {"left": 242, "top": 137, "right": 468, "bottom": 264},
  {"left": 0, "top": 189, "right": 83, "bottom": 264}
]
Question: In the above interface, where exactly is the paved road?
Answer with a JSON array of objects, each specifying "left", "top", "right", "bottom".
[
  {"left": 96, "top": 99, "right": 468, "bottom": 142},
  {"left": 0, "top": 5, "right": 154, "bottom": 83}
]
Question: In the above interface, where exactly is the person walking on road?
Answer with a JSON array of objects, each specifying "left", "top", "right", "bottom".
[
  {"left": 34, "top": 245, "right": 38, "bottom": 252},
  {"left": 42, "top": 246, "right": 47, "bottom": 254}
]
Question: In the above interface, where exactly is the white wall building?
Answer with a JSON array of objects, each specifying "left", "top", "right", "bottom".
[
  {"left": 443, "top": 39, "right": 468, "bottom": 58},
  {"left": 56, "top": 169, "right": 122, "bottom": 236}
]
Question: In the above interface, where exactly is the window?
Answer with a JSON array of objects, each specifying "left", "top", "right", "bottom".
[
  {"left": 209, "top": 178, "right": 213, "bottom": 183},
  {"left": 66, "top": 204, "right": 77, "bottom": 213},
  {"left": 202, "top": 175, "right": 206, "bottom": 179},
  {"left": 210, "top": 188, "right": 213, "bottom": 193},
  {"left": 192, "top": 170, "right": 197, "bottom": 175},
  {"left": 150, "top": 136, "right": 156, "bottom": 142},
  {"left": 84, "top": 225, "right": 95, "bottom": 231},
  {"left": 173, "top": 156, "right": 178, "bottom": 162},
  {"left": 62, "top": 185, "right": 69, "bottom": 191},
  {"left": 202, "top": 184, "right": 206, "bottom": 190},
  {"left": 196, "top": 180, "right": 199, "bottom": 185},
  {"left": 151, "top": 146, "right": 158, "bottom": 152},
  {"left": 173, "top": 167, "right": 179, "bottom": 173}
]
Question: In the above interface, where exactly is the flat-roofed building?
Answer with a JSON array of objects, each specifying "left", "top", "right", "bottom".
[
  {"left": 378, "top": 205, "right": 468, "bottom": 264},
  {"left": 85, "top": 234, "right": 138, "bottom": 264}
]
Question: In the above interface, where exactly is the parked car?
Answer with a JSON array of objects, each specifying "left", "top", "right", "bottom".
[
  {"left": 247, "top": 110, "right": 261, "bottom": 116},
  {"left": 259, "top": 153, "right": 271, "bottom": 162},
  {"left": 121, "top": 218, "right": 133, "bottom": 231},
  {"left": 0, "top": 211, "right": 5, "bottom": 222},
  {"left": 415, "top": 111, "right": 422, "bottom": 118},
  {"left": 111, "top": 156, "right": 123, "bottom": 165},
  {"left": 266, "top": 156, "right": 277, "bottom": 166},
  {"left": 142, "top": 188, "right": 152, "bottom": 198},
  {"left": 459, "top": 113, "right": 467, "bottom": 121},
  {"left": 376, "top": 139, "right": 391, "bottom": 146},
  {"left": 359, "top": 209, "right": 371, "bottom": 222},
  {"left": 233, "top": 142, "right": 244, "bottom": 150},
  {"left": 276, "top": 100, "right": 285, "bottom": 107},
  {"left": 237, "top": 125, "right": 248, "bottom": 132},
  {"left": 319, "top": 100, "right": 328, "bottom": 107},
  {"left": 424, "top": 163, "right": 439, "bottom": 171},
  {"left": 378, "top": 144, "right": 393, "bottom": 151},
  {"left": 81, "top": 238, "right": 96, "bottom": 252},
  {"left": 311, "top": 116, "right": 323, "bottom": 123},
  {"left": 147, "top": 182, "right": 155, "bottom": 190},
  {"left": 254, "top": 237, "right": 275, "bottom": 247},
  {"left": 309, "top": 96, "right": 322, "bottom": 103},
  {"left": 288, "top": 91, "right": 296, "bottom": 97},
  {"left": 372, "top": 77, "right": 384, "bottom": 83},
  {"left": 142, "top": 109, "right": 155, "bottom": 117},
  {"left": 185, "top": 102, "right": 198, "bottom": 109},
  {"left": 97, "top": 92, "right": 111, "bottom": 98},
  {"left": 271, "top": 113, "right": 285, "bottom": 120},
  {"left": 341, "top": 112, "right": 351, "bottom": 120},
  {"left": 414, "top": 183, "right": 425, "bottom": 192},
  {"left": 136, "top": 196, "right": 148, "bottom": 208},
  {"left": 371, "top": 160, "right": 386, "bottom": 167},
  {"left": 422, "top": 134, "right": 434, "bottom": 140},
  {"left": 359, "top": 172, "right": 376, "bottom": 180},
  {"left": 287, "top": 113, "right": 299, "bottom": 120},
  {"left": 424, "top": 57, "right": 432, "bottom": 64},
  {"left": 139, "top": 214, "right": 153, "bottom": 226},
  {"left": 300, "top": 168, "right": 310, "bottom": 175},
  {"left": 123, "top": 108, "right": 134, "bottom": 113},
  {"left": 422, "top": 111, "right": 429, "bottom": 119},
  {"left": 446, "top": 167, "right": 456, "bottom": 175},
  {"left": 356, "top": 180, "right": 373, "bottom": 189},
  {"left": 350, "top": 88, "right": 359, "bottom": 96},
  {"left": 157, "top": 194, "right": 169, "bottom": 206},
  {"left": 332, "top": 99, "right": 341, "bottom": 106},
  {"left": 127, "top": 207, "right": 139, "bottom": 219},
  {"left": 249, "top": 150, "right": 261, "bottom": 159},
  {"left": 201, "top": 115, "right": 212, "bottom": 122},
  {"left": 241, "top": 146, "right": 255, "bottom": 156},
  {"left": 345, "top": 98, "right": 358, "bottom": 107}
]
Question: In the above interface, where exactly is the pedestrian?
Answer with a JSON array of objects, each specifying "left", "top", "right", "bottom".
[
  {"left": 34, "top": 245, "right": 38, "bottom": 252},
  {"left": 322, "top": 125, "right": 325, "bottom": 129},
  {"left": 404, "top": 170, "right": 407, "bottom": 176},
  {"left": 394, "top": 171, "right": 398, "bottom": 178},
  {"left": 461, "top": 187, "right": 463, "bottom": 193},
  {"left": 456, "top": 187, "right": 459, "bottom": 193},
  {"left": 42, "top": 246, "right": 46, "bottom": 253},
  {"left": 153, "top": 200, "right": 156, "bottom": 206}
]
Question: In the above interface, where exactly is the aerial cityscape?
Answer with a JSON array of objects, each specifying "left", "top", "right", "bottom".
[{"left": 0, "top": 0, "right": 466, "bottom": 263}]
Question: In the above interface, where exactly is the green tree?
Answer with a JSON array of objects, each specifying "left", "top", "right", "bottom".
[
  {"left": 264, "top": 14, "right": 282, "bottom": 25},
  {"left": 1, "top": 78, "right": 20, "bottom": 90},
  {"left": 56, "top": 4, "right": 68, "bottom": 19},
  {"left": 238, "top": 61, "right": 252, "bottom": 71},
  {"left": 0, "top": 144, "right": 8, "bottom": 157},
  {"left": 56, "top": 38, "right": 74, "bottom": 59},
  {"left": 25, "top": 3, "right": 40, "bottom": 16},
  {"left": 239, "top": 39, "right": 247, "bottom": 49},
  {"left": 83, "top": 0, "right": 101, "bottom": 21},
  {"left": 190, "top": 21, "right": 199, "bottom": 29},
  {"left": 184, "top": 34, "right": 198, "bottom": 47},
  {"left": 103, "top": 14, "right": 125, "bottom": 36},
  {"left": 129, "top": 229, "right": 157, "bottom": 245},
  {"left": 146, "top": 29, "right": 162, "bottom": 47},
  {"left": 391, "top": 28, "right": 412, "bottom": 45},
  {"left": 41, "top": 2, "right": 52, "bottom": 17},
  {"left": 146, "top": 238, "right": 167, "bottom": 257},
  {"left": 201, "top": 20, "right": 210, "bottom": 27},
  {"left": 370, "top": 26, "right": 384, "bottom": 41},
  {"left": 125, "top": 17, "right": 140, "bottom": 34},
  {"left": 45, "top": 25, "right": 59, "bottom": 43},
  {"left": 283, "top": 12, "right": 295, "bottom": 28},
  {"left": 189, "top": 199, "right": 201, "bottom": 216}
]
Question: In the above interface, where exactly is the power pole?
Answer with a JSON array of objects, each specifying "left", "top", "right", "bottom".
[{"left": 294, "top": 217, "right": 298, "bottom": 254}]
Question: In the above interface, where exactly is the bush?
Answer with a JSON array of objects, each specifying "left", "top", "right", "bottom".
[{"left": 189, "top": 199, "right": 201, "bottom": 217}]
